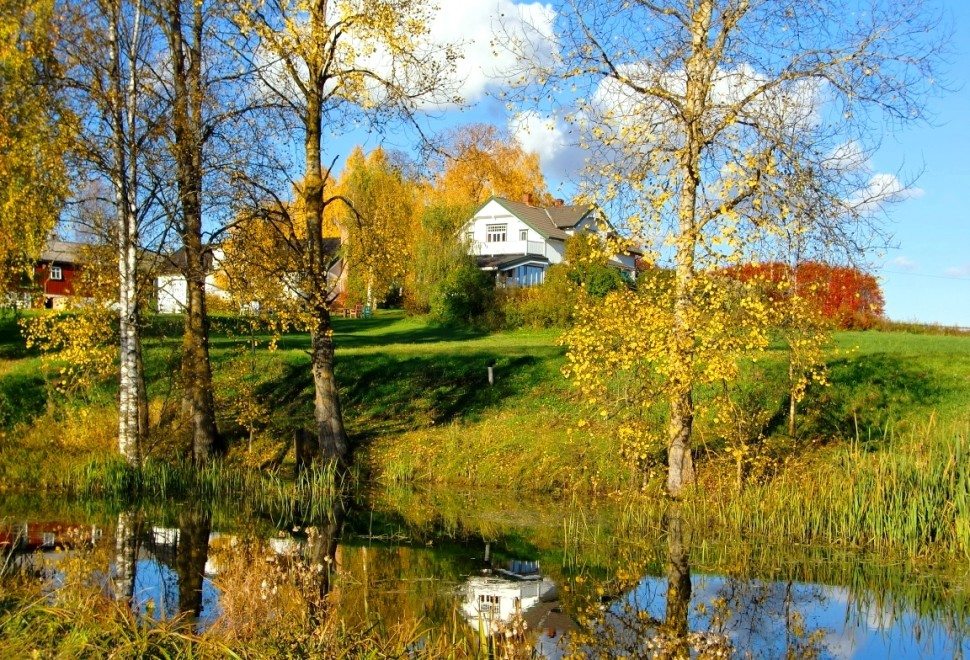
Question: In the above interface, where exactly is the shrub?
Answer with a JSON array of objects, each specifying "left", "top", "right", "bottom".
[
  {"left": 429, "top": 258, "right": 495, "bottom": 326},
  {"left": 494, "top": 264, "right": 577, "bottom": 329}
]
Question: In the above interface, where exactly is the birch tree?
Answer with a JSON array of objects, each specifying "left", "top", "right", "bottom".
[
  {"left": 519, "top": 0, "right": 944, "bottom": 495},
  {"left": 60, "top": 0, "right": 161, "bottom": 462},
  {"left": 147, "top": 0, "right": 264, "bottom": 461},
  {"left": 232, "top": 0, "right": 457, "bottom": 463}
]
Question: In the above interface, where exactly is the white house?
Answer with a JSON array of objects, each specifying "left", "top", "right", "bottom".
[
  {"left": 155, "top": 247, "right": 230, "bottom": 314},
  {"left": 462, "top": 196, "right": 638, "bottom": 286}
]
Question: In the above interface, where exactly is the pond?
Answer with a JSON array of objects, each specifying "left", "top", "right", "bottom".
[{"left": 2, "top": 488, "right": 968, "bottom": 658}]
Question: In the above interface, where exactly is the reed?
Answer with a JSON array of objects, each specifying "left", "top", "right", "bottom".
[
  {"left": 693, "top": 415, "right": 969, "bottom": 557},
  {"left": 67, "top": 457, "right": 354, "bottom": 524}
]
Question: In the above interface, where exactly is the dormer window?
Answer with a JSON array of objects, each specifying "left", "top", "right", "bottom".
[
  {"left": 486, "top": 224, "right": 507, "bottom": 243},
  {"left": 50, "top": 266, "right": 63, "bottom": 281}
]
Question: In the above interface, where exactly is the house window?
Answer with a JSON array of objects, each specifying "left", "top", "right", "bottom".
[
  {"left": 486, "top": 224, "right": 507, "bottom": 243},
  {"left": 478, "top": 594, "right": 501, "bottom": 617},
  {"left": 50, "top": 266, "right": 63, "bottom": 281},
  {"left": 466, "top": 231, "right": 474, "bottom": 243},
  {"left": 519, "top": 229, "right": 528, "bottom": 241}
]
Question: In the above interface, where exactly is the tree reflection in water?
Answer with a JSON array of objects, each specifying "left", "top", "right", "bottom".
[
  {"left": 305, "top": 497, "right": 345, "bottom": 623},
  {"left": 661, "top": 504, "right": 693, "bottom": 657},
  {"left": 567, "top": 504, "right": 733, "bottom": 658},
  {"left": 112, "top": 510, "right": 140, "bottom": 605},
  {"left": 174, "top": 506, "right": 212, "bottom": 619}
]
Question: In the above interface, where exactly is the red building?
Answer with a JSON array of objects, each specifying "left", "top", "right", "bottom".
[{"left": 31, "top": 240, "right": 83, "bottom": 309}]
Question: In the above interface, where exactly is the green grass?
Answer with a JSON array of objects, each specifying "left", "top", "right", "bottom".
[{"left": 1, "top": 309, "right": 968, "bottom": 555}]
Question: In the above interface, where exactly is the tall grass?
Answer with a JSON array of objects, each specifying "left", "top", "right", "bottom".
[
  {"left": 68, "top": 458, "right": 352, "bottom": 524},
  {"left": 694, "top": 415, "right": 969, "bottom": 557}
]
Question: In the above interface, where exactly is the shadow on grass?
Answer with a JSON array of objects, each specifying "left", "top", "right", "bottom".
[
  {"left": 254, "top": 349, "right": 545, "bottom": 441},
  {"left": 202, "top": 318, "right": 488, "bottom": 353},
  {"left": 795, "top": 352, "right": 952, "bottom": 441},
  {"left": 0, "top": 315, "right": 38, "bottom": 360},
  {"left": 0, "top": 370, "right": 46, "bottom": 429}
]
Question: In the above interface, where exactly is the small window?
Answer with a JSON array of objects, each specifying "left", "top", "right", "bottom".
[
  {"left": 50, "top": 265, "right": 63, "bottom": 281},
  {"left": 466, "top": 231, "right": 474, "bottom": 243},
  {"left": 519, "top": 229, "right": 528, "bottom": 241},
  {"left": 486, "top": 224, "right": 507, "bottom": 243}
]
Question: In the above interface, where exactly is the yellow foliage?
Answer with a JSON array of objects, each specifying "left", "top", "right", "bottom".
[
  {"left": 0, "top": 0, "right": 72, "bottom": 292},
  {"left": 433, "top": 124, "right": 551, "bottom": 207},
  {"left": 563, "top": 271, "right": 780, "bottom": 474},
  {"left": 20, "top": 244, "right": 118, "bottom": 399}
]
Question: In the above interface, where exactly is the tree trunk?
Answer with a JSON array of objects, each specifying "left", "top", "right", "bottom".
[
  {"left": 666, "top": 174, "right": 698, "bottom": 497},
  {"left": 110, "top": 0, "right": 142, "bottom": 466},
  {"left": 311, "top": 314, "right": 349, "bottom": 463},
  {"left": 303, "top": 69, "right": 349, "bottom": 464},
  {"left": 166, "top": 0, "right": 219, "bottom": 460},
  {"left": 665, "top": 0, "right": 714, "bottom": 498},
  {"left": 788, "top": 360, "right": 798, "bottom": 438},
  {"left": 182, "top": 258, "right": 219, "bottom": 460}
]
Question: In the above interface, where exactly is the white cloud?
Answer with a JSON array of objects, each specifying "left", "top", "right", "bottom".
[
  {"left": 890, "top": 255, "right": 918, "bottom": 271},
  {"left": 944, "top": 263, "right": 970, "bottom": 278},
  {"left": 509, "top": 110, "right": 585, "bottom": 181},
  {"left": 587, "top": 62, "right": 823, "bottom": 140},
  {"left": 825, "top": 141, "right": 868, "bottom": 173},
  {"left": 250, "top": 1, "right": 558, "bottom": 111},
  {"left": 848, "top": 173, "right": 924, "bottom": 214},
  {"left": 427, "top": 0, "right": 557, "bottom": 106}
]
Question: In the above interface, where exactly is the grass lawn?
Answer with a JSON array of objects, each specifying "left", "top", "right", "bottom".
[{"left": 1, "top": 309, "right": 968, "bottom": 494}]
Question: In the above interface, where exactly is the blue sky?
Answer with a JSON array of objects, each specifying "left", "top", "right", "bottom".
[
  {"left": 867, "top": 2, "right": 970, "bottom": 326},
  {"left": 329, "top": 1, "right": 969, "bottom": 327}
]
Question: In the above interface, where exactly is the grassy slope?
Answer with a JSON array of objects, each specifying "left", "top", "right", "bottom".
[{"left": 1, "top": 311, "right": 968, "bottom": 491}]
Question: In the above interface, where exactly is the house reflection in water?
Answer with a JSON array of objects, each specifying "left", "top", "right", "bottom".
[{"left": 461, "top": 555, "right": 574, "bottom": 658}]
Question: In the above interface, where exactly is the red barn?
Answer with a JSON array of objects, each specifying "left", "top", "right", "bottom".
[{"left": 33, "top": 240, "right": 84, "bottom": 309}]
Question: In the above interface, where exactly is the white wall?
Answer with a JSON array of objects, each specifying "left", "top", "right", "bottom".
[
  {"left": 463, "top": 200, "right": 562, "bottom": 264},
  {"left": 156, "top": 272, "right": 229, "bottom": 314},
  {"left": 156, "top": 274, "right": 187, "bottom": 313}
]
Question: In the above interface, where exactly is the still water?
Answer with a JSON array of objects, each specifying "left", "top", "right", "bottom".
[{"left": 2, "top": 488, "right": 967, "bottom": 658}]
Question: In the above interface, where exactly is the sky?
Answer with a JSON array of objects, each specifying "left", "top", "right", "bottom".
[
  {"left": 865, "top": 3, "right": 970, "bottom": 327},
  {"left": 328, "top": 0, "right": 970, "bottom": 327}
]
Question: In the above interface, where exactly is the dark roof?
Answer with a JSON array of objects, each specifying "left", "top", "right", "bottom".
[
  {"left": 479, "top": 197, "right": 593, "bottom": 240},
  {"left": 155, "top": 246, "right": 219, "bottom": 275},
  {"left": 39, "top": 240, "right": 86, "bottom": 264},
  {"left": 475, "top": 254, "right": 550, "bottom": 271}
]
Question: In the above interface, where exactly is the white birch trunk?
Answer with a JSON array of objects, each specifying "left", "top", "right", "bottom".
[{"left": 110, "top": 0, "right": 144, "bottom": 465}]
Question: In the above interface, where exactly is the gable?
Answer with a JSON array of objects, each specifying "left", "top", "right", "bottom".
[{"left": 466, "top": 197, "right": 575, "bottom": 240}]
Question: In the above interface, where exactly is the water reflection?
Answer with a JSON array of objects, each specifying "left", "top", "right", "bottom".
[
  {"left": 112, "top": 510, "right": 139, "bottom": 604},
  {"left": 2, "top": 493, "right": 968, "bottom": 657}
]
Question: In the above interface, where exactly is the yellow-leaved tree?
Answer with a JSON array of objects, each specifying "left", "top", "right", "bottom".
[
  {"left": 0, "top": 0, "right": 71, "bottom": 300},
  {"left": 512, "top": 0, "right": 943, "bottom": 495},
  {"left": 335, "top": 147, "right": 420, "bottom": 308},
  {"left": 231, "top": 0, "right": 457, "bottom": 464},
  {"left": 433, "top": 123, "right": 551, "bottom": 209}
]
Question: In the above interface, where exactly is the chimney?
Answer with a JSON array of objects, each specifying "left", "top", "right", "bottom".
[
  {"left": 553, "top": 198, "right": 565, "bottom": 207},
  {"left": 521, "top": 193, "right": 534, "bottom": 206}
]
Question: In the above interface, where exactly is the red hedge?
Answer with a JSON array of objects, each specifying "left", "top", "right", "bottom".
[{"left": 723, "top": 261, "right": 885, "bottom": 330}]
